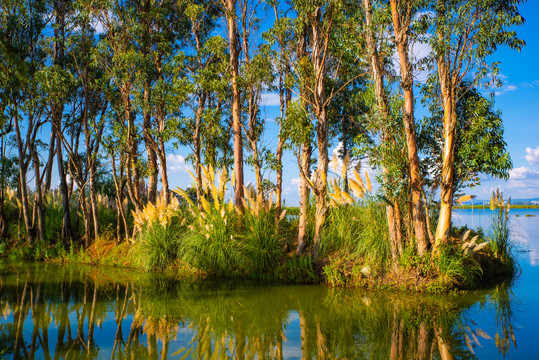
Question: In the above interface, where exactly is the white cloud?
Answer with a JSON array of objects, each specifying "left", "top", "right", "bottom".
[
  {"left": 504, "top": 166, "right": 539, "bottom": 197},
  {"left": 525, "top": 147, "right": 539, "bottom": 167},
  {"left": 494, "top": 84, "right": 518, "bottom": 96},
  {"left": 391, "top": 40, "right": 432, "bottom": 84},
  {"left": 166, "top": 154, "right": 193, "bottom": 174},
  {"left": 509, "top": 166, "right": 539, "bottom": 180},
  {"left": 260, "top": 92, "right": 299, "bottom": 107},
  {"left": 290, "top": 178, "right": 301, "bottom": 192},
  {"left": 260, "top": 93, "right": 282, "bottom": 107}
]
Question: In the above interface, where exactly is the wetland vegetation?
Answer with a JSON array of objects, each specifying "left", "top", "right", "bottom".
[{"left": 0, "top": 0, "right": 525, "bottom": 291}]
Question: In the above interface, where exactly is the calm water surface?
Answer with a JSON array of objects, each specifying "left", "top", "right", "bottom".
[{"left": 1, "top": 208, "right": 538, "bottom": 359}]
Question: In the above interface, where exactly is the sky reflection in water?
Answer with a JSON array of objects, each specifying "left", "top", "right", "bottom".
[{"left": 1, "top": 208, "right": 538, "bottom": 359}]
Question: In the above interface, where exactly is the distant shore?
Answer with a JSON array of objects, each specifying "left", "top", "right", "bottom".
[{"left": 454, "top": 205, "right": 539, "bottom": 209}]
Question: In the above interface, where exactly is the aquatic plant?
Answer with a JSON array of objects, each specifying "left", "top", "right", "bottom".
[{"left": 489, "top": 190, "right": 513, "bottom": 262}]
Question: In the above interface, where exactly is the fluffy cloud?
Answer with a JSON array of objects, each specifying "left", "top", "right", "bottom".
[
  {"left": 290, "top": 178, "right": 301, "bottom": 192},
  {"left": 503, "top": 166, "right": 539, "bottom": 197},
  {"left": 260, "top": 92, "right": 299, "bottom": 107},
  {"left": 166, "top": 154, "right": 193, "bottom": 174},
  {"left": 525, "top": 147, "right": 539, "bottom": 167},
  {"left": 391, "top": 40, "right": 432, "bottom": 83},
  {"left": 260, "top": 93, "right": 281, "bottom": 107},
  {"left": 494, "top": 84, "right": 518, "bottom": 96},
  {"left": 509, "top": 166, "right": 539, "bottom": 180}
]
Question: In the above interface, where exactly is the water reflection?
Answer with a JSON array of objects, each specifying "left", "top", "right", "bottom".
[{"left": 0, "top": 262, "right": 516, "bottom": 359}]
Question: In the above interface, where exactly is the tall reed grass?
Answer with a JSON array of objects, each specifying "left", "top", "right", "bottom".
[{"left": 489, "top": 190, "right": 512, "bottom": 262}]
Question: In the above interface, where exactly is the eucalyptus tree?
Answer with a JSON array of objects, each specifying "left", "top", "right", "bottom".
[
  {"left": 389, "top": 0, "right": 429, "bottom": 254},
  {"left": 265, "top": 1, "right": 295, "bottom": 218},
  {"left": 90, "top": 0, "right": 146, "bottom": 212},
  {"left": 238, "top": 0, "right": 275, "bottom": 199},
  {"left": 179, "top": 0, "right": 228, "bottom": 206},
  {"left": 133, "top": 0, "right": 191, "bottom": 204},
  {"left": 222, "top": 0, "right": 244, "bottom": 208},
  {"left": 0, "top": 0, "right": 51, "bottom": 244},
  {"left": 420, "top": 83, "right": 512, "bottom": 205},
  {"left": 431, "top": 0, "right": 524, "bottom": 245},
  {"left": 290, "top": 0, "right": 365, "bottom": 257},
  {"left": 362, "top": 0, "right": 406, "bottom": 261},
  {"left": 48, "top": 0, "right": 76, "bottom": 245},
  {"left": 56, "top": 4, "right": 109, "bottom": 246}
]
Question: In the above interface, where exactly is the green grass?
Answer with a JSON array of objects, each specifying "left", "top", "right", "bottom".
[
  {"left": 135, "top": 223, "right": 183, "bottom": 271},
  {"left": 241, "top": 207, "right": 287, "bottom": 274},
  {"left": 320, "top": 197, "right": 390, "bottom": 267}
]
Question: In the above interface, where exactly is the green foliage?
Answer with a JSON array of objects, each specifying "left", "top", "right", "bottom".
[
  {"left": 136, "top": 223, "right": 182, "bottom": 271},
  {"left": 489, "top": 190, "right": 514, "bottom": 267},
  {"left": 276, "top": 255, "right": 317, "bottom": 284},
  {"left": 432, "top": 244, "right": 482, "bottom": 291},
  {"left": 420, "top": 83, "right": 512, "bottom": 192},
  {"left": 320, "top": 197, "right": 390, "bottom": 267},
  {"left": 242, "top": 207, "right": 285, "bottom": 274}
]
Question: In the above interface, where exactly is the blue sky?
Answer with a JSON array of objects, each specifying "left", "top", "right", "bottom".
[{"left": 469, "top": 0, "right": 539, "bottom": 200}]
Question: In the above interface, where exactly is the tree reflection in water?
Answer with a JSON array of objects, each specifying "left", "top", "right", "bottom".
[{"left": 0, "top": 262, "right": 516, "bottom": 359}]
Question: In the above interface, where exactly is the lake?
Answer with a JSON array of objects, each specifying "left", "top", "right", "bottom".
[{"left": 1, "top": 208, "right": 538, "bottom": 359}]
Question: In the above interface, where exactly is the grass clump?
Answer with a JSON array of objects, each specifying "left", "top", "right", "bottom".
[
  {"left": 241, "top": 187, "right": 288, "bottom": 274},
  {"left": 489, "top": 190, "right": 513, "bottom": 263},
  {"left": 136, "top": 223, "right": 182, "bottom": 271},
  {"left": 276, "top": 255, "right": 318, "bottom": 283},
  {"left": 431, "top": 244, "right": 483, "bottom": 291},
  {"left": 175, "top": 166, "right": 246, "bottom": 276},
  {"left": 132, "top": 193, "right": 186, "bottom": 271}
]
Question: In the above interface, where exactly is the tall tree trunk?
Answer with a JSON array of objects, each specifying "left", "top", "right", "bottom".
[
  {"left": 390, "top": 0, "right": 428, "bottom": 255},
  {"left": 273, "top": 2, "right": 288, "bottom": 218},
  {"left": 363, "top": 0, "right": 402, "bottom": 262},
  {"left": 89, "top": 162, "right": 100, "bottom": 237},
  {"left": 434, "top": 19, "right": 456, "bottom": 245},
  {"left": 297, "top": 143, "right": 311, "bottom": 256},
  {"left": 225, "top": 0, "right": 244, "bottom": 209},
  {"left": 143, "top": 98, "right": 158, "bottom": 203},
  {"left": 13, "top": 112, "right": 34, "bottom": 246},
  {"left": 53, "top": 0, "right": 72, "bottom": 246},
  {"left": 30, "top": 144, "right": 45, "bottom": 242},
  {"left": 311, "top": 7, "right": 330, "bottom": 259},
  {"left": 194, "top": 94, "right": 205, "bottom": 207},
  {"left": 43, "top": 129, "right": 56, "bottom": 192}
]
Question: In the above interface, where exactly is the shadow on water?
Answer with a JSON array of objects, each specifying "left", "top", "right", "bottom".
[{"left": 0, "top": 261, "right": 517, "bottom": 359}]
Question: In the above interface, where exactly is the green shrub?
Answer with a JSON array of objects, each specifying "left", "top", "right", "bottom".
[
  {"left": 433, "top": 244, "right": 482, "bottom": 290},
  {"left": 242, "top": 203, "right": 288, "bottom": 274},
  {"left": 137, "top": 223, "right": 182, "bottom": 271},
  {"left": 489, "top": 191, "right": 512, "bottom": 262},
  {"left": 276, "top": 255, "right": 318, "bottom": 283},
  {"left": 320, "top": 197, "right": 390, "bottom": 267}
]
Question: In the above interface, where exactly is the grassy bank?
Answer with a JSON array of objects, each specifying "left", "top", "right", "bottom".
[
  {"left": 0, "top": 201, "right": 516, "bottom": 294},
  {"left": 454, "top": 204, "right": 539, "bottom": 209},
  {"left": 0, "top": 172, "right": 517, "bottom": 294}
]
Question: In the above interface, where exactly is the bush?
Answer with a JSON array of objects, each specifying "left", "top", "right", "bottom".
[
  {"left": 137, "top": 223, "right": 182, "bottom": 271},
  {"left": 241, "top": 190, "right": 289, "bottom": 274},
  {"left": 432, "top": 244, "right": 482, "bottom": 290},
  {"left": 276, "top": 255, "right": 318, "bottom": 283},
  {"left": 320, "top": 197, "right": 390, "bottom": 268}
]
